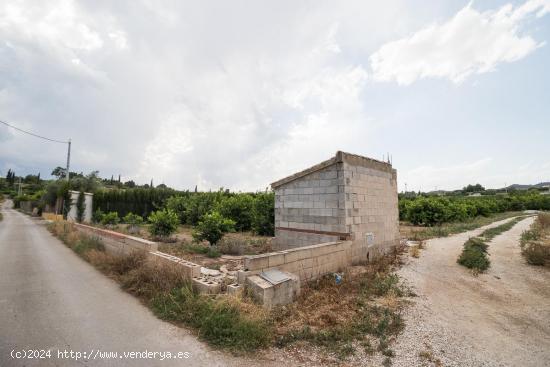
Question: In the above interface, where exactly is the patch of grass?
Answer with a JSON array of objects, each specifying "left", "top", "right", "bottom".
[
  {"left": 480, "top": 217, "right": 524, "bottom": 240},
  {"left": 167, "top": 242, "right": 222, "bottom": 258},
  {"left": 361, "top": 273, "right": 404, "bottom": 298},
  {"left": 152, "top": 287, "right": 271, "bottom": 352},
  {"left": 457, "top": 217, "right": 525, "bottom": 273},
  {"left": 217, "top": 235, "right": 272, "bottom": 255},
  {"left": 404, "top": 211, "right": 524, "bottom": 241},
  {"left": 73, "top": 236, "right": 104, "bottom": 255},
  {"left": 274, "top": 251, "right": 409, "bottom": 362},
  {"left": 457, "top": 237, "right": 490, "bottom": 273},
  {"left": 48, "top": 221, "right": 105, "bottom": 257},
  {"left": 206, "top": 247, "right": 221, "bottom": 258}
]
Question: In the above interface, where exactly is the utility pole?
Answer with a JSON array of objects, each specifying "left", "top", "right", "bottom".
[
  {"left": 18, "top": 177, "right": 22, "bottom": 196},
  {"left": 65, "top": 138, "right": 71, "bottom": 182}
]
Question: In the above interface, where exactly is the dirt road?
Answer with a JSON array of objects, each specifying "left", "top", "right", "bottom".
[
  {"left": 0, "top": 201, "right": 278, "bottom": 367},
  {"left": 393, "top": 216, "right": 550, "bottom": 367}
]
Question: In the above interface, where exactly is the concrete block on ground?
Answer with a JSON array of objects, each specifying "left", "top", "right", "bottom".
[
  {"left": 245, "top": 271, "right": 300, "bottom": 309},
  {"left": 192, "top": 277, "right": 221, "bottom": 294},
  {"left": 227, "top": 283, "right": 243, "bottom": 295}
]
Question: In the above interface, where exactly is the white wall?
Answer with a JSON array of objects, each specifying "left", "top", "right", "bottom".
[{"left": 67, "top": 190, "right": 93, "bottom": 223}]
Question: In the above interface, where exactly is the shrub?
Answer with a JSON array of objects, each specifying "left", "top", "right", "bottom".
[
  {"left": 148, "top": 208, "right": 179, "bottom": 238},
  {"left": 123, "top": 212, "right": 144, "bottom": 234},
  {"left": 192, "top": 211, "right": 235, "bottom": 246},
  {"left": 252, "top": 192, "right": 275, "bottom": 236},
  {"left": 101, "top": 211, "right": 120, "bottom": 226},
  {"left": 520, "top": 213, "right": 550, "bottom": 266},
  {"left": 123, "top": 212, "right": 144, "bottom": 225},
  {"left": 92, "top": 209, "right": 104, "bottom": 224},
  {"left": 522, "top": 243, "right": 549, "bottom": 266},
  {"left": 457, "top": 237, "right": 490, "bottom": 272}
]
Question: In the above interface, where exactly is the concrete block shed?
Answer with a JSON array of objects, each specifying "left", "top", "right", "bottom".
[{"left": 271, "top": 151, "right": 399, "bottom": 263}]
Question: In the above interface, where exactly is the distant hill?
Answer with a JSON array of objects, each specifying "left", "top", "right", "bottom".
[
  {"left": 421, "top": 182, "right": 550, "bottom": 195},
  {"left": 505, "top": 182, "right": 550, "bottom": 190}
]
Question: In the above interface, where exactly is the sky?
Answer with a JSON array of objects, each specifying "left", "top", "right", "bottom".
[{"left": 1, "top": 0, "right": 549, "bottom": 192}]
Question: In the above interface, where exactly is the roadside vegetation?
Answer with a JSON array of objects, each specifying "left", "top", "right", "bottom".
[
  {"left": 47, "top": 219, "right": 411, "bottom": 362},
  {"left": 457, "top": 217, "right": 525, "bottom": 273},
  {"left": 47, "top": 220, "right": 271, "bottom": 352},
  {"left": 273, "top": 248, "right": 413, "bottom": 364},
  {"left": 520, "top": 213, "right": 550, "bottom": 266}
]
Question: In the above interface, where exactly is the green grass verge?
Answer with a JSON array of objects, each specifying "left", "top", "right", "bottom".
[
  {"left": 457, "top": 216, "right": 525, "bottom": 273},
  {"left": 479, "top": 217, "right": 525, "bottom": 240},
  {"left": 408, "top": 211, "right": 524, "bottom": 241}
]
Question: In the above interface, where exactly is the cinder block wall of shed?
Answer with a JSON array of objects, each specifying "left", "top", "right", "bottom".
[
  {"left": 274, "top": 163, "right": 345, "bottom": 250},
  {"left": 342, "top": 160, "right": 399, "bottom": 263}
]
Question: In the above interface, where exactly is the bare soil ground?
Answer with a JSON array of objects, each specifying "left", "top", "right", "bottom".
[{"left": 393, "top": 216, "right": 550, "bottom": 367}]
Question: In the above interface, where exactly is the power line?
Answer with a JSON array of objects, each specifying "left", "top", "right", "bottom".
[{"left": 0, "top": 119, "right": 68, "bottom": 144}]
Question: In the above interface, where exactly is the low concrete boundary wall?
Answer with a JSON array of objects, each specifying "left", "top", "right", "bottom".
[
  {"left": 243, "top": 240, "right": 352, "bottom": 282},
  {"left": 73, "top": 223, "right": 158, "bottom": 254},
  {"left": 149, "top": 251, "right": 201, "bottom": 278},
  {"left": 42, "top": 213, "right": 63, "bottom": 221}
]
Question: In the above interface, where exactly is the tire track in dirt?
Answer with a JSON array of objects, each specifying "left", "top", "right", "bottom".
[{"left": 393, "top": 216, "right": 550, "bottom": 367}]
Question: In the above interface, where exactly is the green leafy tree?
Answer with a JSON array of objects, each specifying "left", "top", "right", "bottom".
[
  {"left": 463, "top": 184, "right": 485, "bottom": 193},
  {"left": 251, "top": 192, "right": 275, "bottom": 236},
  {"left": 51, "top": 166, "right": 66, "bottom": 179},
  {"left": 57, "top": 182, "right": 72, "bottom": 219},
  {"left": 76, "top": 191, "right": 86, "bottom": 223},
  {"left": 192, "top": 211, "right": 235, "bottom": 246},
  {"left": 148, "top": 208, "right": 179, "bottom": 238},
  {"left": 216, "top": 194, "right": 254, "bottom": 231},
  {"left": 165, "top": 195, "right": 189, "bottom": 224}
]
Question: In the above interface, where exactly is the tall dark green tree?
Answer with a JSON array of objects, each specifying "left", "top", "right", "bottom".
[{"left": 76, "top": 191, "right": 86, "bottom": 223}]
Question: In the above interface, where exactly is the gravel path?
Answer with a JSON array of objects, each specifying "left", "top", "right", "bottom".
[{"left": 393, "top": 216, "right": 550, "bottom": 367}]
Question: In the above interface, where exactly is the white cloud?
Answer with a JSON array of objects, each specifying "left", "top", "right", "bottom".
[
  {"left": 370, "top": 0, "right": 550, "bottom": 85},
  {"left": 400, "top": 158, "right": 493, "bottom": 192},
  {"left": 1, "top": 1, "right": 549, "bottom": 192}
]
